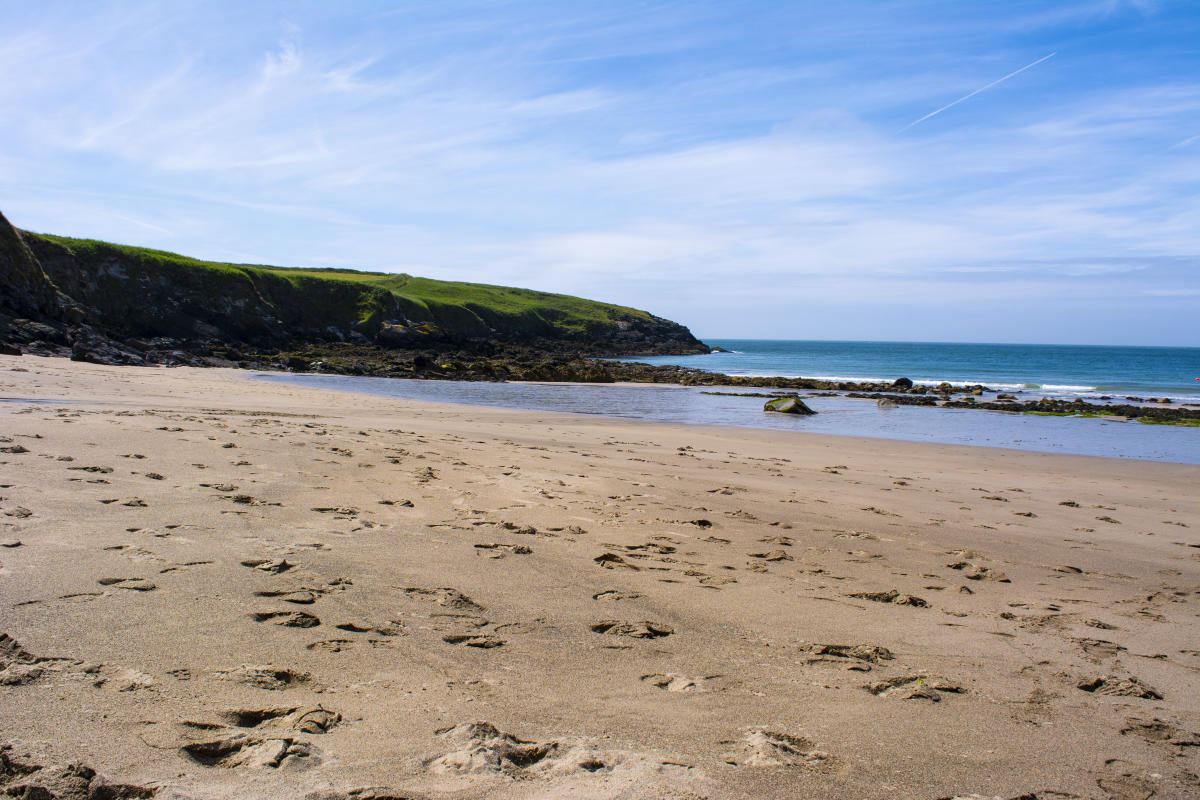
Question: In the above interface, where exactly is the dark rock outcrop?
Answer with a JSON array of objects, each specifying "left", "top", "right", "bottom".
[
  {"left": 763, "top": 396, "right": 816, "bottom": 415},
  {"left": 0, "top": 210, "right": 71, "bottom": 355},
  {"left": 0, "top": 211, "right": 59, "bottom": 320}
]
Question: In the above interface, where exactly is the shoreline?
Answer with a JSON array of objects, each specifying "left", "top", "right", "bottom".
[
  {"left": 253, "top": 371, "right": 1200, "bottom": 465},
  {"left": 11, "top": 338, "right": 1200, "bottom": 424},
  {"left": 2, "top": 355, "right": 1198, "bottom": 799}
]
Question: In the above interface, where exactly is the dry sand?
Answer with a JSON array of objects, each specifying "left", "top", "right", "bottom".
[{"left": 1, "top": 354, "right": 1197, "bottom": 800}]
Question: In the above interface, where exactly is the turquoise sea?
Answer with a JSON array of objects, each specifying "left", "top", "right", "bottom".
[{"left": 622, "top": 340, "right": 1200, "bottom": 401}]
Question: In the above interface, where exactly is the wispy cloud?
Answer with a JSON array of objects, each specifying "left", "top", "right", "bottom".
[{"left": 1139, "top": 288, "right": 1200, "bottom": 297}]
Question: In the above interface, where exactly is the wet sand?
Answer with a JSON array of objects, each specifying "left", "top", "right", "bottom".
[{"left": 1, "top": 355, "right": 1198, "bottom": 800}]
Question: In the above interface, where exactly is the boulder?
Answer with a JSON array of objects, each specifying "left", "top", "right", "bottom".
[
  {"left": 69, "top": 326, "right": 146, "bottom": 366},
  {"left": 877, "top": 398, "right": 898, "bottom": 409},
  {"left": 891, "top": 377, "right": 913, "bottom": 390},
  {"left": 763, "top": 397, "right": 816, "bottom": 415}
]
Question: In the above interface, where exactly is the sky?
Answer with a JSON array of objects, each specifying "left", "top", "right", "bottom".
[{"left": 1, "top": 0, "right": 1198, "bottom": 346}]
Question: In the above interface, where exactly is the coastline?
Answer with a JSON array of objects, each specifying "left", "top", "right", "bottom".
[
  {"left": 2, "top": 355, "right": 1198, "bottom": 799},
  {"left": 623, "top": 339, "right": 1200, "bottom": 404},
  {"left": 254, "top": 372, "right": 1200, "bottom": 464}
]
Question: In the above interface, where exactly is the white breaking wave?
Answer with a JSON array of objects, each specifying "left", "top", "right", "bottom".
[{"left": 1041, "top": 384, "right": 1097, "bottom": 392}]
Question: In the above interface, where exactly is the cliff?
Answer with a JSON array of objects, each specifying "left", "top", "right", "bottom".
[{"left": 0, "top": 211, "right": 708, "bottom": 365}]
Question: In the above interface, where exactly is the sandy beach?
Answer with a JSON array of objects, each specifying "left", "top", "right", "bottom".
[{"left": 1, "top": 354, "right": 1197, "bottom": 800}]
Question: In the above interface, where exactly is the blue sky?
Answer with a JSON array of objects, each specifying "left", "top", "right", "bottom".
[{"left": 1, "top": 0, "right": 1197, "bottom": 345}]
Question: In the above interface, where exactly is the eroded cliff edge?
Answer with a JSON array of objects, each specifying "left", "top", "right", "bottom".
[{"left": 0, "top": 210, "right": 708, "bottom": 367}]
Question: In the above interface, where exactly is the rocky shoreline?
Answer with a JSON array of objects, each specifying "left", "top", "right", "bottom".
[
  {"left": 5, "top": 326, "right": 1197, "bottom": 425},
  {"left": 155, "top": 342, "right": 1200, "bottom": 426}
]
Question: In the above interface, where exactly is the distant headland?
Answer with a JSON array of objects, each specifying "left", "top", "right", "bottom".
[{"left": 0, "top": 209, "right": 709, "bottom": 370}]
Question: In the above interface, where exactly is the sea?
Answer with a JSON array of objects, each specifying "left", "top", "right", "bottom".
[
  {"left": 257, "top": 340, "right": 1200, "bottom": 464},
  {"left": 620, "top": 339, "right": 1200, "bottom": 403}
]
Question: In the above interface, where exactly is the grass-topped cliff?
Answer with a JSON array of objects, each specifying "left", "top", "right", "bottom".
[{"left": 4, "top": 221, "right": 706, "bottom": 362}]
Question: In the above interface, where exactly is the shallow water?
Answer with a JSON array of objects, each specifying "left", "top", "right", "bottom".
[{"left": 255, "top": 374, "right": 1200, "bottom": 464}]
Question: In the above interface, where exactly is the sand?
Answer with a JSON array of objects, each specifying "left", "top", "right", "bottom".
[{"left": 1, "top": 354, "right": 1197, "bottom": 800}]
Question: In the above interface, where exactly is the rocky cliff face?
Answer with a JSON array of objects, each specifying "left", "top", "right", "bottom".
[
  {"left": 0, "top": 212, "right": 59, "bottom": 320},
  {"left": 0, "top": 213, "right": 708, "bottom": 364},
  {"left": 0, "top": 211, "right": 74, "bottom": 357}
]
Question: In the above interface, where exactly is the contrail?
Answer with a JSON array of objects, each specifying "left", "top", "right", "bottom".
[
  {"left": 1167, "top": 133, "right": 1198, "bottom": 151},
  {"left": 899, "top": 52, "right": 1057, "bottom": 132}
]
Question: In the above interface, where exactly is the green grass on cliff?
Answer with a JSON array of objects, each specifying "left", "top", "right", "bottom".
[{"left": 32, "top": 234, "right": 654, "bottom": 333}]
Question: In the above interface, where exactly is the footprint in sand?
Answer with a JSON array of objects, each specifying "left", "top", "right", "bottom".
[
  {"left": 797, "top": 643, "right": 894, "bottom": 670},
  {"left": 186, "top": 706, "right": 340, "bottom": 735},
  {"left": 865, "top": 675, "right": 965, "bottom": 701},
  {"left": 180, "top": 734, "right": 319, "bottom": 770},
  {"left": 311, "top": 506, "right": 359, "bottom": 520},
  {"left": 593, "top": 553, "right": 639, "bottom": 571},
  {"left": 1077, "top": 675, "right": 1162, "bottom": 699},
  {"left": 1094, "top": 757, "right": 1194, "bottom": 800},
  {"left": 96, "top": 577, "right": 157, "bottom": 591},
  {"left": 749, "top": 550, "right": 793, "bottom": 562},
  {"left": 640, "top": 673, "right": 727, "bottom": 692},
  {"left": 0, "top": 749, "right": 157, "bottom": 798},
  {"left": 333, "top": 619, "right": 404, "bottom": 636},
  {"left": 422, "top": 721, "right": 553, "bottom": 775},
  {"left": 1120, "top": 717, "right": 1200, "bottom": 748},
  {"left": 473, "top": 543, "right": 532, "bottom": 558},
  {"left": 306, "top": 640, "right": 355, "bottom": 653},
  {"left": 1074, "top": 638, "right": 1126, "bottom": 660},
  {"left": 623, "top": 542, "right": 676, "bottom": 555},
  {"left": 422, "top": 720, "right": 685, "bottom": 779},
  {"left": 159, "top": 560, "right": 214, "bottom": 574},
  {"left": 241, "top": 558, "right": 293, "bottom": 573},
  {"left": 946, "top": 561, "right": 1010, "bottom": 582},
  {"left": 214, "top": 665, "right": 310, "bottom": 690},
  {"left": 442, "top": 633, "right": 506, "bottom": 648},
  {"left": 848, "top": 589, "right": 928, "bottom": 607},
  {"left": 592, "top": 590, "right": 644, "bottom": 601},
  {"left": 0, "top": 633, "right": 49, "bottom": 685},
  {"left": 250, "top": 611, "right": 321, "bottom": 628},
  {"left": 589, "top": 620, "right": 673, "bottom": 639},
  {"left": 721, "top": 728, "right": 833, "bottom": 769},
  {"left": 402, "top": 587, "right": 484, "bottom": 612},
  {"left": 255, "top": 589, "right": 318, "bottom": 604}
]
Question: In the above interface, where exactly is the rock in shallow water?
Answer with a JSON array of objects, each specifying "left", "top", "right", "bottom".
[{"left": 763, "top": 396, "right": 816, "bottom": 415}]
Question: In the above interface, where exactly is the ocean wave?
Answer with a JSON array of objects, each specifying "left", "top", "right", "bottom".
[{"left": 1041, "top": 384, "right": 1097, "bottom": 392}]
